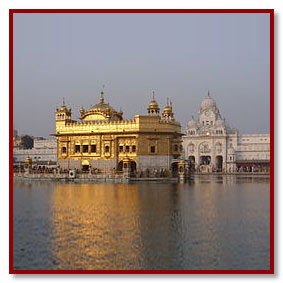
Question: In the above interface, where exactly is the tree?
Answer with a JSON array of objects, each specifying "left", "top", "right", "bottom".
[{"left": 21, "top": 135, "right": 34, "bottom": 149}]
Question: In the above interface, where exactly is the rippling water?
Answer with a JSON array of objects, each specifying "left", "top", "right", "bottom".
[{"left": 13, "top": 175, "right": 270, "bottom": 270}]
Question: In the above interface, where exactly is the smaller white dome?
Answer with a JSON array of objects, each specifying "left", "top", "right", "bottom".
[
  {"left": 200, "top": 92, "right": 216, "bottom": 111},
  {"left": 187, "top": 116, "right": 197, "bottom": 128},
  {"left": 215, "top": 119, "right": 225, "bottom": 127}
]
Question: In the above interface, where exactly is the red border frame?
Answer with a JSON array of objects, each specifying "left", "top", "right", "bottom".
[{"left": 9, "top": 9, "right": 274, "bottom": 275}]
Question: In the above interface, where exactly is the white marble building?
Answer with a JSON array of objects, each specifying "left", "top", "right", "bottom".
[
  {"left": 183, "top": 92, "right": 270, "bottom": 173},
  {"left": 13, "top": 138, "right": 57, "bottom": 165}
]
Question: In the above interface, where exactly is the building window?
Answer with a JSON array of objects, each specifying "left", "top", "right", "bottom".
[
  {"left": 91, "top": 145, "right": 96, "bottom": 153},
  {"left": 75, "top": 145, "right": 80, "bottom": 153},
  {"left": 179, "top": 145, "right": 183, "bottom": 151},
  {"left": 83, "top": 145, "right": 88, "bottom": 153},
  {"left": 132, "top": 145, "right": 136, "bottom": 152},
  {"left": 174, "top": 144, "right": 178, "bottom": 151},
  {"left": 119, "top": 145, "right": 123, "bottom": 152},
  {"left": 150, "top": 146, "right": 156, "bottom": 153},
  {"left": 211, "top": 121, "right": 213, "bottom": 125},
  {"left": 105, "top": 145, "right": 110, "bottom": 153},
  {"left": 126, "top": 145, "right": 130, "bottom": 152},
  {"left": 62, "top": 147, "right": 66, "bottom": 153}
]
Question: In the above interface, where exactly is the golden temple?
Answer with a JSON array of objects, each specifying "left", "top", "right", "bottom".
[{"left": 54, "top": 92, "right": 182, "bottom": 172}]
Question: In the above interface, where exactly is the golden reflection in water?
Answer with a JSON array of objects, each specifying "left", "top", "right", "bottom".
[
  {"left": 13, "top": 177, "right": 270, "bottom": 270},
  {"left": 50, "top": 181, "right": 224, "bottom": 270},
  {"left": 50, "top": 183, "right": 144, "bottom": 270}
]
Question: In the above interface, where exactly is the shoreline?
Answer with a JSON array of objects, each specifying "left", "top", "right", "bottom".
[{"left": 13, "top": 172, "right": 270, "bottom": 184}]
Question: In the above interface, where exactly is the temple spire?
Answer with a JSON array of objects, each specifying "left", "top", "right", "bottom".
[
  {"left": 100, "top": 85, "right": 105, "bottom": 103},
  {"left": 100, "top": 91, "right": 104, "bottom": 103}
]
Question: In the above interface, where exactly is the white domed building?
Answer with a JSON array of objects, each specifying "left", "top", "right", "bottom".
[{"left": 183, "top": 92, "right": 270, "bottom": 173}]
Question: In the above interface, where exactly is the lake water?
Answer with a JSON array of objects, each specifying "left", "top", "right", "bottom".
[{"left": 13, "top": 175, "right": 270, "bottom": 271}]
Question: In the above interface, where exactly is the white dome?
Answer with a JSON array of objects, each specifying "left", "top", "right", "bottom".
[
  {"left": 187, "top": 117, "right": 197, "bottom": 128},
  {"left": 200, "top": 92, "right": 216, "bottom": 111}
]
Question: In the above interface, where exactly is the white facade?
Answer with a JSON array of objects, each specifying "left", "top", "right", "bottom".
[
  {"left": 183, "top": 93, "right": 270, "bottom": 173},
  {"left": 13, "top": 139, "right": 57, "bottom": 164}
]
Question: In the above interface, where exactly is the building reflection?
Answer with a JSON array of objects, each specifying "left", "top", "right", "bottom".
[
  {"left": 50, "top": 183, "right": 147, "bottom": 270},
  {"left": 47, "top": 176, "right": 269, "bottom": 270},
  {"left": 49, "top": 181, "right": 224, "bottom": 270}
]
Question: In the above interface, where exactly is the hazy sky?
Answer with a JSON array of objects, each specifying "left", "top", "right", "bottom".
[{"left": 13, "top": 13, "right": 270, "bottom": 138}]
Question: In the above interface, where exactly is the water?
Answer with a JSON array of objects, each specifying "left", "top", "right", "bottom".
[{"left": 13, "top": 175, "right": 270, "bottom": 270}]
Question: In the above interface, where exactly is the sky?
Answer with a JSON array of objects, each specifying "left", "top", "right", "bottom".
[{"left": 13, "top": 13, "right": 270, "bottom": 138}]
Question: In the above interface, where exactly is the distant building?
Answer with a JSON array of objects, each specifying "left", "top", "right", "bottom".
[
  {"left": 13, "top": 129, "right": 22, "bottom": 149},
  {"left": 13, "top": 138, "right": 57, "bottom": 164},
  {"left": 183, "top": 92, "right": 270, "bottom": 173},
  {"left": 54, "top": 92, "right": 182, "bottom": 172}
]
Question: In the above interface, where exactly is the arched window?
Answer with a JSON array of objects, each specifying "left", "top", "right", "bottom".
[{"left": 199, "top": 142, "right": 210, "bottom": 153}]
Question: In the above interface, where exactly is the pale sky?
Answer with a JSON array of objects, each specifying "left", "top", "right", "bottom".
[{"left": 13, "top": 13, "right": 270, "bottom": 138}]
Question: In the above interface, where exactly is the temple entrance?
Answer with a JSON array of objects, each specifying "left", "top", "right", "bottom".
[
  {"left": 82, "top": 165, "right": 89, "bottom": 171},
  {"left": 117, "top": 160, "right": 136, "bottom": 173},
  {"left": 200, "top": 155, "right": 211, "bottom": 165},
  {"left": 82, "top": 160, "right": 90, "bottom": 171},
  {"left": 216, "top": 155, "right": 223, "bottom": 172}
]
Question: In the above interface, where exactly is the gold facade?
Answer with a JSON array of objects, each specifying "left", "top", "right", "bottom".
[{"left": 54, "top": 92, "right": 182, "bottom": 171}]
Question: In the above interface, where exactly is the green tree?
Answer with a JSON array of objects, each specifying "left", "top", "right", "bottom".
[{"left": 21, "top": 135, "right": 34, "bottom": 149}]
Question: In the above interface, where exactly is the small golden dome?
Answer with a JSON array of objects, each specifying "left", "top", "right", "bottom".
[
  {"left": 148, "top": 99, "right": 159, "bottom": 108},
  {"left": 147, "top": 92, "right": 160, "bottom": 115},
  {"left": 25, "top": 156, "right": 32, "bottom": 164},
  {"left": 163, "top": 105, "right": 172, "bottom": 113},
  {"left": 162, "top": 99, "right": 174, "bottom": 119}
]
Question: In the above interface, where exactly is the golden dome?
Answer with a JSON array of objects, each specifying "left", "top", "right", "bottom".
[
  {"left": 163, "top": 105, "right": 172, "bottom": 113},
  {"left": 162, "top": 99, "right": 174, "bottom": 119},
  {"left": 80, "top": 92, "right": 123, "bottom": 121},
  {"left": 56, "top": 98, "right": 72, "bottom": 117},
  {"left": 147, "top": 92, "right": 160, "bottom": 115},
  {"left": 25, "top": 156, "right": 32, "bottom": 164},
  {"left": 148, "top": 99, "right": 158, "bottom": 108}
]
